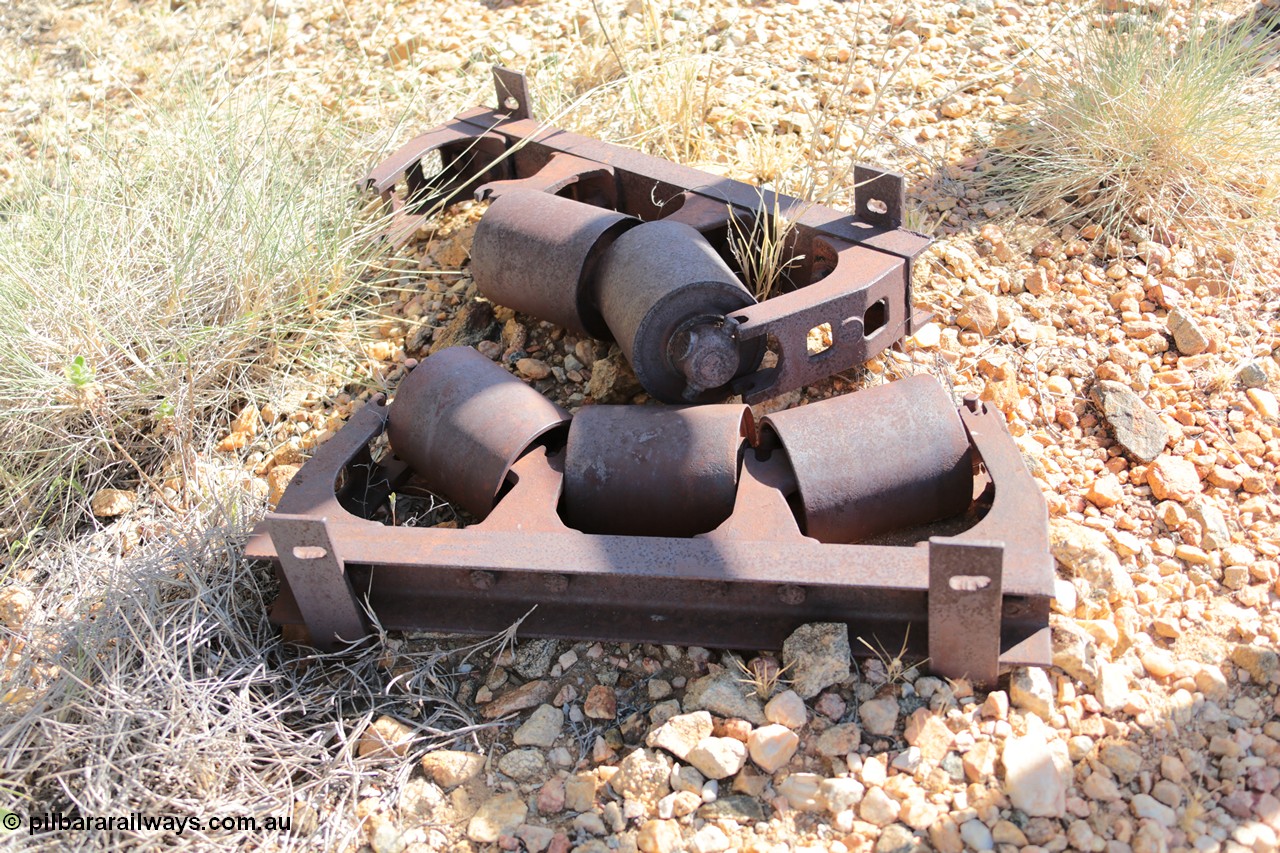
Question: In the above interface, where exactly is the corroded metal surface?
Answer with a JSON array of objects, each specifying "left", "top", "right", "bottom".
[
  {"left": 470, "top": 189, "right": 635, "bottom": 338},
  {"left": 761, "top": 374, "right": 974, "bottom": 544},
  {"left": 364, "top": 68, "right": 933, "bottom": 403},
  {"left": 562, "top": 403, "right": 752, "bottom": 537},
  {"left": 273, "top": 69, "right": 1057, "bottom": 683},
  {"left": 251, "top": 360, "right": 1053, "bottom": 684},
  {"left": 596, "top": 220, "right": 762, "bottom": 403},
  {"left": 385, "top": 346, "right": 570, "bottom": 519}
]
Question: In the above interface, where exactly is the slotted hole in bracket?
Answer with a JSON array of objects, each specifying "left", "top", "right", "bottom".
[
  {"left": 864, "top": 298, "right": 888, "bottom": 336},
  {"left": 807, "top": 322, "right": 833, "bottom": 357},
  {"left": 293, "top": 546, "right": 327, "bottom": 560},
  {"left": 867, "top": 198, "right": 888, "bottom": 215},
  {"left": 949, "top": 574, "right": 991, "bottom": 592}
]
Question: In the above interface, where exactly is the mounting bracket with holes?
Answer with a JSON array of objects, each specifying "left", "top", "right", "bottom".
[
  {"left": 362, "top": 67, "right": 935, "bottom": 404},
  {"left": 247, "top": 385, "right": 1054, "bottom": 684}
]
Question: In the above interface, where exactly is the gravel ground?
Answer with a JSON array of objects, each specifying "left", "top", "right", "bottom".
[{"left": 2, "top": 0, "right": 1278, "bottom": 852}]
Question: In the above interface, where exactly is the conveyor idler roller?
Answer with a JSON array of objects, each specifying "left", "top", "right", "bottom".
[
  {"left": 384, "top": 346, "right": 570, "bottom": 520},
  {"left": 387, "top": 346, "right": 975, "bottom": 542},
  {"left": 470, "top": 190, "right": 762, "bottom": 404}
]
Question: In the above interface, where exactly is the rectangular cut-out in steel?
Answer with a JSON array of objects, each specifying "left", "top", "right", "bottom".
[
  {"left": 362, "top": 67, "right": 934, "bottom": 404},
  {"left": 248, "top": 394, "right": 1053, "bottom": 678},
  {"left": 928, "top": 538, "right": 1005, "bottom": 687}
]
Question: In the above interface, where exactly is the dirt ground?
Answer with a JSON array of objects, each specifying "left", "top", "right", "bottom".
[{"left": 1, "top": 0, "right": 1278, "bottom": 851}]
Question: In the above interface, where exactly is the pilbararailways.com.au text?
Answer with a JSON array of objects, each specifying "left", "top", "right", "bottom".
[{"left": 19, "top": 812, "right": 293, "bottom": 835}]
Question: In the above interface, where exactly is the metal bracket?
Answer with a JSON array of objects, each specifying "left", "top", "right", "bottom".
[
  {"left": 928, "top": 537, "right": 1004, "bottom": 688},
  {"left": 475, "top": 151, "right": 616, "bottom": 207},
  {"left": 853, "top": 164, "right": 905, "bottom": 230},
  {"left": 269, "top": 514, "right": 366, "bottom": 652},
  {"left": 493, "top": 67, "right": 533, "bottom": 121}
]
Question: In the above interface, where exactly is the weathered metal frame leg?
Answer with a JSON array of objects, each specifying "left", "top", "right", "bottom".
[
  {"left": 270, "top": 514, "right": 366, "bottom": 652},
  {"left": 928, "top": 537, "right": 1004, "bottom": 688}
]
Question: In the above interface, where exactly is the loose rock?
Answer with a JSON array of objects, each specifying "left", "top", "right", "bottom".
[
  {"left": 859, "top": 697, "right": 899, "bottom": 737},
  {"left": 467, "top": 792, "right": 527, "bottom": 843},
  {"left": 683, "top": 670, "right": 767, "bottom": 725},
  {"left": 514, "top": 704, "right": 563, "bottom": 748},
  {"left": 778, "top": 773, "right": 823, "bottom": 811},
  {"left": 859, "top": 786, "right": 901, "bottom": 826},
  {"left": 1010, "top": 666, "right": 1055, "bottom": 720},
  {"left": 684, "top": 737, "right": 747, "bottom": 780},
  {"left": 646, "top": 711, "right": 713, "bottom": 761},
  {"left": 483, "top": 680, "right": 554, "bottom": 719},
  {"left": 1166, "top": 308, "right": 1209, "bottom": 355},
  {"left": 498, "top": 748, "right": 547, "bottom": 782},
  {"left": 746, "top": 724, "right": 799, "bottom": 773},
  {"left": 1147, "top": 454, "right": 1202, "bottom": 502},
  {"left": 781, "top": 622, "right": 852, "bottom": 699},
  {"left": 357, "top": 716, "right": 414, "bottom": 758},
  {"left": 610, "top": 749, "right": 673, "bottom": 806},
  {"left": 583, "top": 685, "right": 617, "bottom": 720},
  {"left": 91, "top": 488, "right": 135, "bottom": 518},
  {"left": 763, "top": 689, "right": 807, "bottom": 729},
  {"left": 1049, "top": 519, "right": 1134, "bottom": 601},
  {"left": 421, "top": 750, "right": 485, "bottom": 789},
  {"left": 1090, "top": 381, "right": 1168, "bottom": 462},
  {"left": 1002, "top": 718, "right": 1068, "bottom": 817}
]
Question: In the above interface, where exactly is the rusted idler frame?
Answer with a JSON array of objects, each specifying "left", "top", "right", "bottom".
[
  {"left": 363, "top": 68, "right": 933, "bottom": 404},
  {"left": 245, "top": 394, "right": 1052, "bottom": 688}
]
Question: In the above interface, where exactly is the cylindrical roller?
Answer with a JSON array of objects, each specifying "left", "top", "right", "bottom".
[
  {"left": 762, "top": 375, "right": 973, "bottom": 544},
  {"left": 562, "top": 404, "right": 753, "bottom": 538},
  {"left": 596, "top": 220, "right": 764, "bottom": 404},
  {"left": 387, "top": 346, "right": 571, "bottom": 519},
  {"left": 470, "top": 189, "right": 637, "bottom": 338}
]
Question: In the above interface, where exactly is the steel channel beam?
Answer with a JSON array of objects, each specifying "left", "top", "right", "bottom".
[{"left": 250, "top": 392, "right": 1053, "bottom": 671}]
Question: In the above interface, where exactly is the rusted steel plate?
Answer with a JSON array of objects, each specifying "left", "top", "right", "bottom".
[
  {"left": 563, "top": 404, "right": 752, "bottom": 537},
  {"left": 385, "top": 346, "right": 570, "bottom": 519},
  {"left": 729, "top": 237, "right": 907, "bottom": 403},
  {"left": 929, "top": 538, "right": 1005, "bottom": 687},
  {"left": 269, "top": 513, "right": 367, "bottom": 652},
  {"left": 762, "top": 375, "right": 974, "bottom": 544},
  {"left": 470, "top": 189, "right": 635, "bottom": 338}
]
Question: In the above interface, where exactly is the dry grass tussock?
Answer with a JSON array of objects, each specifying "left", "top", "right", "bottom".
[
  {"left": 990, "top": 9, "right": 1280, "bottom": 250},
  {"left": 0, "top": 496, "right": 507, "bottom": 849},
  {"left": 0, "top": 77, "right": 394, "bottom": 545}
]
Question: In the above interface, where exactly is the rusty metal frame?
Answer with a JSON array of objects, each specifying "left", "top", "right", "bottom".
[
  {"left": 246, "top": 394, "right": 1052, "bottom": 686},
  {"left": 363, "top": 68, "right": 934, "bottom": 404}
]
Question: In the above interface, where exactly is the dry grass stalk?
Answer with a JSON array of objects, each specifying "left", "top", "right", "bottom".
[
  {"left": 857, "top": 627, "right": 926, "bottom": 687},
  {"left": 0, "top": 78, "right": 398, "bottom": 544},
  {"left": 990, "top": 11, "right": 1280, "bottom": 247},
  {"left": 0, "top": 497, "right": 506, "bottom": 848},
  {"left": 732, "top": 654, "right": 793, "bottom": 700},
  {"left": 726, "top": 192, "right": 809, "bottom": 302}
]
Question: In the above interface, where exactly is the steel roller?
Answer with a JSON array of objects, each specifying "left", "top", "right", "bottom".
[
  {"left": 595, "top": 219, "right": 764, "bottom": 404},
  {"left": 469, "top": 189, "right": 637, "bottom": 338},
  {"left": 761, "top": 375, "right": 974, "bottom": 543},
  {"left": 386, "top": 346, "right": 571, "bottom": 519},
  {"left": 562, "top": 404, "right": 753, "bottom": 537}
]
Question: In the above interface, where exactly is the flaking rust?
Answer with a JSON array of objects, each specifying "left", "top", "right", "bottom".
[
  {"left": 363, "top": 67, "right": 933, "bottom": 404},
  {"left": 259, "top": 68, "right": 1058, "bottom": 685},
  {"left": 247, "top": 348, "right": 1055, "bottom": 687}
]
